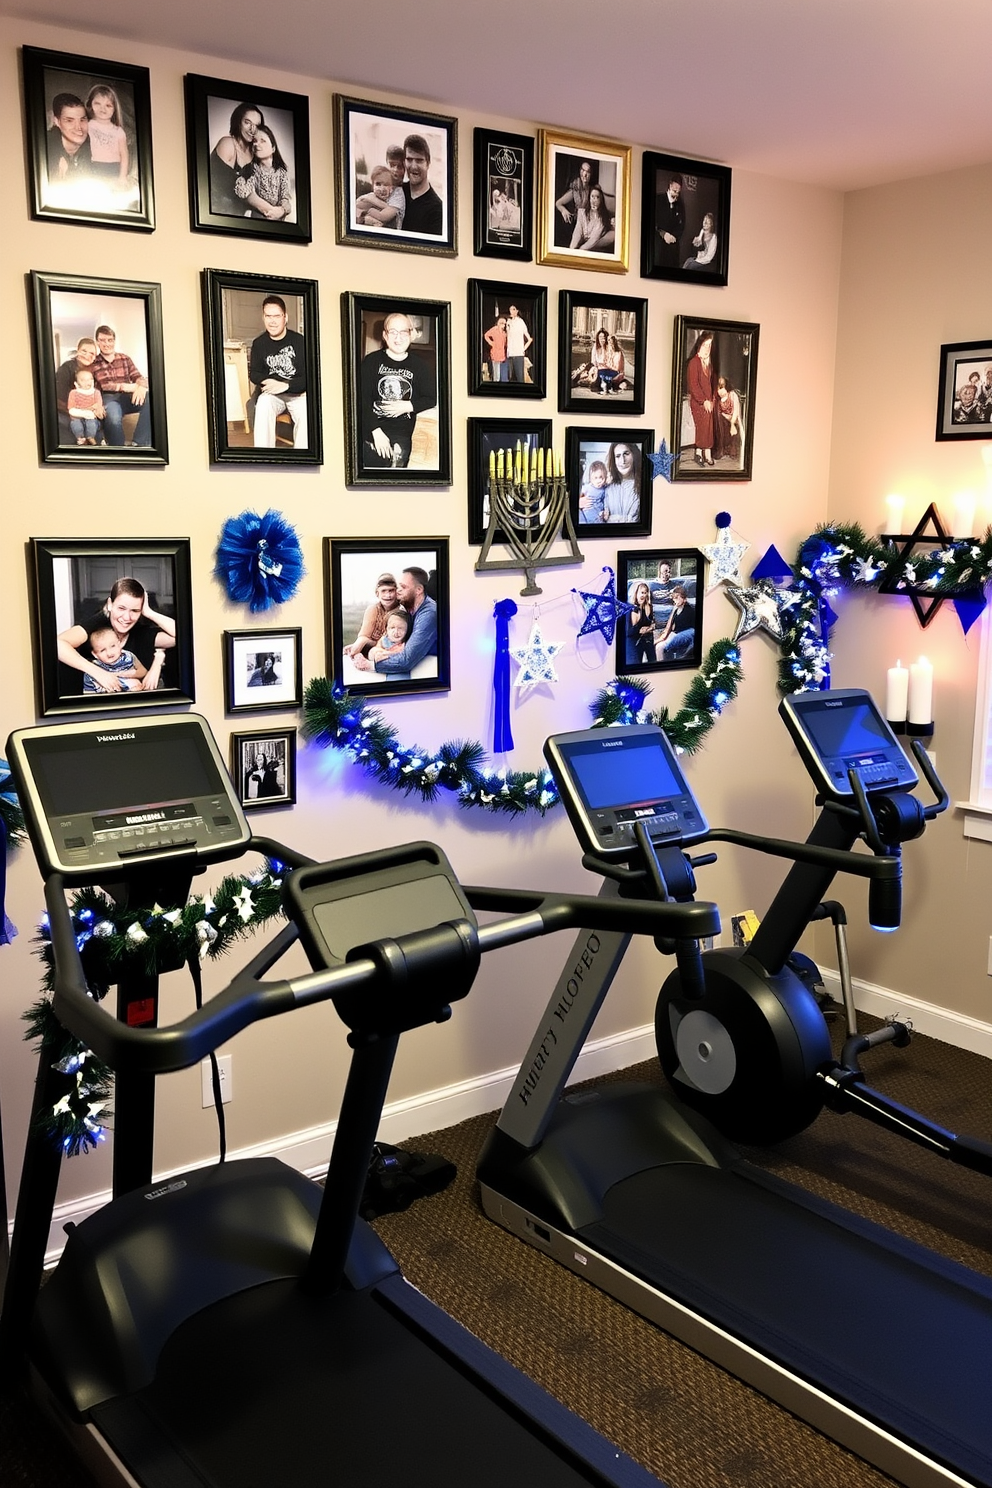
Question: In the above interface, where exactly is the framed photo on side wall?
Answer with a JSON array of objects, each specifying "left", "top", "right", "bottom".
[
  {"left": 935, "top": 340, "right": 992, "bottom": 440},
  {"left": 326, "top": 538, "right": 450, "bottom": 699},
  {"left": 566, "top": 427, "right": 653, "bottom": 538},
  {"left": 473, "top": 127, "right": 534, "bottom": 259},
  {"left": 559, "top": 290, "right": 646, "bottom": 415},
  {"left": 30, "top": 537, "right": 194, "bottom": 717},
  {"left": 202, "top": 269, "right": 322, "bottom": 464},
  {"left": 231, "top": 727, "right": 297, "bottom": 810},
  {"left": 538, "top": 129, "right": 631, "bottom": 274},
  {"left": 22, "top": 46, "right": 155, "bottom": 230},
  {"left": 184, "top": 73, "right": 311, "bottom": 242},
  {"left": 334, "top": 95, "right": 456, "bottom": 256},
  {"left": 615, "top": 548, "right": 704, "bottom": 673},
  {"left": 641, "top": 151, "right": 731, "bottom": 285},
  {"left": 467, "top": 280, "right": 547, "bottom": 398},
  {"left": 671, "top": 315, "right": 759, "bottom": 480},
  {"left": 224, "top": 628, "right": 303, "bottom": 713},
  {"left": 30, "top": 271, "right": 168, "bottom": 466}
]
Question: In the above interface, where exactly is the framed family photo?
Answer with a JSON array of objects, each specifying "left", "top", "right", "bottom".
[
  {"left": 202, "top": 270, "right": 321, "bottom": 465},
  {"left": 566, "top": 427, "right": 653, "bottom": 538},
  {"left": 30, "top": 271, "right": 168, "bottom": 466},
  {"left": 538, "top": 129, "right": 631, "bottom": 274},
  {"left": 184, "top": 74, "right": 311, "bottom": 243},
  {"left": 341, "top": 293, "right": 452, "bottom": 487},
  {"left": 473, "top": 127, "right": 534, "bottom": 260},
  {"left": 22, "top": 46, "right": 155, "bottom": 230},
  {"left": 466, "top": 417, "right": 553, "bottom": 545},
  {"left": 334, "top": 96, "right": 456, "bottom": 256},
  {"left": 467, "top": 280, "right": 547, "bottom": 398},
  {"left": 935, "top": 340, "right": 992, "bottom": 440},
  {"left": 559, "top": 290, "right": 646, "bottom": 415},
  {"left": 224, "top": 629, "right": 303, "bottom": 714},
  {"left": 326, "top": 539, "right": 450, "bottom": 699},
  {"left": 615, "top": 548, "right": 704, "bottom": 674},
  {"left": 641, "top": 151, "right": 731, "bottom": 286},
  {"left": 230, "top": 727, "right": 297, "bottom": 811},
  {"left": 30, "top": 537, "right": 194, "bottom": 718},
  {"left": 671, "top": 315, "right": 759, "bottom": 480}
]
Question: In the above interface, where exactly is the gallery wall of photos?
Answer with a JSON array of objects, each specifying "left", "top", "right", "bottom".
[{"left": 2, "top": 16, "right": 845, "bottom": 1177}]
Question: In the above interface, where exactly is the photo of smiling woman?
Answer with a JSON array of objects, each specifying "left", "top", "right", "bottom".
[
  {"left": 205, "top": 94, "right": 298, "bottom": 223},
  {"left": 57, "top": 575, "right": 176, "bottom": 698}
]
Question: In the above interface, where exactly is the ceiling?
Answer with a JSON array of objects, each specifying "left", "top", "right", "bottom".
[{"left": 5, "top": 0, "right": 991, "bottom": 190}]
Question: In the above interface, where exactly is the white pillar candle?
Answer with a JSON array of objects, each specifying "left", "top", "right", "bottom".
[
  {"left": 886, "top": 660, "right": 909, "bottom": 723},
  {"left": 908, "top": 656, "right": 933, "bottom": 726},
  {"left": 885, "top": 493, "right": 905, "bottom": 533},
  {"left": 952, "top": 491, "right": 976, "bottom": 539}
]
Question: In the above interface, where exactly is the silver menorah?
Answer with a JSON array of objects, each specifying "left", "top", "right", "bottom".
[{"left": 475, "top": 461, "right": 584, "bottom": 596}]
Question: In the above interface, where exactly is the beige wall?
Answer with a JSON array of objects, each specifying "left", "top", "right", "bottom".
[
  {"left": 2, "top": 18, "right": 844, "bottom": 1207},
  {"left": 824, "top": 163, "right": 992, "bottom": 1018}
]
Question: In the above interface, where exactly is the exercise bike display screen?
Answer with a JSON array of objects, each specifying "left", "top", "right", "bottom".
[
  {"left": 7, "top": 714, "right": 251, "bottom": 880},
  {"left": 779, "top": 689, "right": 919, "bottom": 799},
  {"left": 544, "top": 725, "right": 708, "bottom": 858}
]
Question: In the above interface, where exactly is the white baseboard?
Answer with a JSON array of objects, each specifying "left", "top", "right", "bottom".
[{"left": 819, "top": 967, "right": 992, "bottom": 1058}]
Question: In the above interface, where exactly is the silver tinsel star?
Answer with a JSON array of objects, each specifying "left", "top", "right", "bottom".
[
  {"left": 727, "top": 581, "right": 786, "bottom": 641},
  {"left": 510, "top": 622, "right": 563, "bottom": 691}
]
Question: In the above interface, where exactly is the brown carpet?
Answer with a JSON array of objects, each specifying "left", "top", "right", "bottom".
[{"left": 1, "top": 1014, "right": 990, "bottom": 1487}]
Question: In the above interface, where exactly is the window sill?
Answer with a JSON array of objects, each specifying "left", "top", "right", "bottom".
[{"left": 957, "top": 801, "right": 992, "bottom": 840}]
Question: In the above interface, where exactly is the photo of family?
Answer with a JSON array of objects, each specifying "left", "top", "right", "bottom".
[
  {"left": 336, "top": 96, "right": 457, "bottom": 255},
  {"left": 23, "top": 46, "right": 154, "bottom": 229},
  {"left": 31, "top": 272, "right": 167, "bottom": 465},
  {"left": 224, "top": 629, "right": 302, "bottom": 713},
  {"left": 566, "top": 428, "right": 653, "bottom": 538},
  {"left": 539, "top": 130, "right": 630, "bottom": 273},
  {"left": 559, "top": 292, "right": 646, "bottom": 415},
  {"left": 641, "top": 150, "right": 732, "bottom": 285},
  {"left": 468, "top": 281, "right": 546, "bottom": 397},
  {"left": 473, "top": 128, "right": 533, "bottom": 259},
  {"left": 231, "top": 728, "right": 297, "bottom": 810},
  {"left": 671, "top": 315, "right": 759, "bottom": 480},
  {"left": 935, "top": 341, "right": 992, "bottom": 439},
  {"left": 616, "top": 549, "right": 704, "bottom": 673},
  {"left": 30, "top": 539, "right": 194, "bottom": 718},
  {"left": 328, "top": 539, "right": 450, "bottom": 698}
]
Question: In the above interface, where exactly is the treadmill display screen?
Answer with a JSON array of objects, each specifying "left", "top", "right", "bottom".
[
  {"left": 32, "top": 733, "right": 220, "bottom": 818},
  {"left": 567, "top": 732, "right": 683, "bottom": 811}
]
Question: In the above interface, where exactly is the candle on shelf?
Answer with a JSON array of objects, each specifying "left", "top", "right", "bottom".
[
  {"left": 952, "top": 491, "right": 976, "bottom": 539},
  {"left": 908, "top": 655, "right": 934, "bottom": 728},
  {"left": 885, "top": 493, "right": 905, "bottom": 534},
  {"left": 886, "top": 659, "right": 909, "bottom": 725}
]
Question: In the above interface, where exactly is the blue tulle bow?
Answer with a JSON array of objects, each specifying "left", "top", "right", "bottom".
[{"left": 214, "top": 509, "right": 305, "bottom": 612}]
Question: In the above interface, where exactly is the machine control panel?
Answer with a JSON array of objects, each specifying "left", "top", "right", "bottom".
[
  {"left": 779, "top": 688, "right": 919, "bottom": 800},
  {"left": 544, "top": 725, "right": 709, "bottom": 860}
]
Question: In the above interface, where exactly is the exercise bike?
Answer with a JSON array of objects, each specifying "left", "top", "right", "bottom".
[{"left": 478, "top": 688, "right": 992, "bottom": 1488}]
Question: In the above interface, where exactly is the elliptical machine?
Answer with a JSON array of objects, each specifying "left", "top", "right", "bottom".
[{"left": 478, "top": 689, "right": 992, "bottom": 1488}]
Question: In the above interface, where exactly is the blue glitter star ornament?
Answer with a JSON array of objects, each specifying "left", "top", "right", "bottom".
[
  {"left": 510, "top": 622, "right": 564, "bottom": 692},
  {"left": 647, "top": 439, "right": 674, "bottom": 482},
  {"left": 574, "top": 567, "right": 636, "bottom": 644}
]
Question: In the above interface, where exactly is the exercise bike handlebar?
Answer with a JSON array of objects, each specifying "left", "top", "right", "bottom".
[{"left": 700, "top": 826, "right": 902, "bottom": 884}]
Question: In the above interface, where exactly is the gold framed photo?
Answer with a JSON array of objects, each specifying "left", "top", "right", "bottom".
[{"left": 537, "top": 129, "right": 631, "bottom": 274}]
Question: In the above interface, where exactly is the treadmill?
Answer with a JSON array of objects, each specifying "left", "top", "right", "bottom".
[
  {"left": 0, "top": 711, "right": 721, "bottom": 1488},
  {"left": 477, "top": 693, "right": 992, "bottom": 1488}
]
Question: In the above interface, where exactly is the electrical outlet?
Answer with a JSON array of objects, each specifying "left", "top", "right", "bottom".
[{"left": 201, "top": 1055, "right": 232, "bottom": 1107}]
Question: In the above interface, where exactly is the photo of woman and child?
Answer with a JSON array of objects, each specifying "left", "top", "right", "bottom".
[
  {"left": 567, "top": 304, "right": 640, "bottom": 407},
  {"left": 576, "top": 439, "right": 645, "bottom": 526},
  {"left": 679, "top": 324, "right": 753, "bottom": 474},
  {"left": 207, "top": 96, "right": 297, "bottom": 223},
  {"left": 553, "top": 155, "right": 619, "bottom": 256},
  {"left": 56, "top": 570, "right": 177, "bottom": 698},
  {"left": 620, "top": 555, "right": 702, "bottom": 671}
]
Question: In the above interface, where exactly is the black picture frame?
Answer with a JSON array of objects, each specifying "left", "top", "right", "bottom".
[
  {"left": 466, "top": 418, "right": 554, "bottom": 545},
  {"left": 22, "top": 46, "right": 155, "bottom": 231},
  {"left": 473, "top": 127, "right": 534, "bottom": 260},
  {"left": 30, "top": 271, "right": 168, "bottom": 466},
  {"left": 334, "top": 95, "right": 456, "bottom": 256},
  {"left": 29, "top": 537, "right": 194, "bottom": 718},
  {"left": 230, "top": 727, "right": 297, "bottom": 810},
  {"left": 566, "top": 427, "right": 653, "bottom": 538},
  {"left": 224, "top": 628, "right": 303, "bottom": 714},
  {"left": 202, "top": 269, "right": 322, "bottom": 465},
  {"left": 671, "top": 315, "right": 759, "bottom": 480},
  {"left": 467, "top": 280, "right": 547, "bottom": 398},
  {"left": 341, "top": 292, "right": 452, "bottom": 487},
  {"left": 615, "top": 548, "right": 704, "bottom": 673},
  {"left": 326, "top": 538, "right": 450, "bottom": 699},
  {"left": 183, "top": 73, "right": 311, "bottom": 243},
  {"left": 558, "top": 290, "right": 647, "bottom": 415},
  {"left": 641, "top": 151, "right": 732, "bottom": 286},
  {"left": 935, "top": 340, "right": 992, "bottom": 440}
]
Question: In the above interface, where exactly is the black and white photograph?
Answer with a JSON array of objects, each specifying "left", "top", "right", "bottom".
[
  {"left": 30, "top": 538, "right": 194, "bottom": 718},
  {"left": 224, "top": 628, "right": 303, "bottom": 713},
  {"left": 935, "top": 340, "right": 992, "bottom": 440},
  {"left": 641, "top": 151, "right": 732, "bottom": 286},
  {"left": 341, "top": 293, "right": 451, "bottom": 486},
  {"left": 202, "top": 270, "right": 321, "bottom": 464},
  {"left": 559, "top": 290, "right": 646, "bottom": 415},
  {"left": 615, "top": 548, "right": 704, "bottom": 673},
  {"left": 671, "top": 315, "right": 759, "bottom": 480},
  {"left": 566, "top": 427, "right": 653, "bottom": 538},
  {"left": 184, "top": 73, "right": 311, "bottom": 242},
  {"left": 327, "top": 538, "right": 450, "bottom": 698},
  {"left": 538, "top": 129, "right": 630, "bottom": 273},
  {"left": 335, "top": 95, "right": 456, "bottom": 256},
  {"left": 231, "top": 727, "right": 297, "bottom": 810},
  {"left": 22, "top": 45, "right": 154, "bottom": 230},
  {"left": 30, "top": 271, "right": 168, "bottom": 466},
  {"left": 473, "top": 127, "right": 534, "bottom": 259},
  {"left": 467, "top": 280, "right": 546, "bottom": 398},
  {"left": 466, "top": 418, "right": 554, "bottom": 545}
]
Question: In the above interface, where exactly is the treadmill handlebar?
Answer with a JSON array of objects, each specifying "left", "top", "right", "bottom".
[{"left": 464, "top": 884, "right": 721, "bottom": 940}]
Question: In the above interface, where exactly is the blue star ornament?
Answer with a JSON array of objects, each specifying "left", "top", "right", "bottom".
[
  {"left": 574, "top": 568, "right": 636, "bottom": 644},
  {"left": 510, "top": 622, "right": 564, "bottom": 692},
  {"left": 647, "top": 439, "right": 674, "bottom": 482},
  {"left": 727, "top": 581, "right": 786, "bottom": 642}
]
